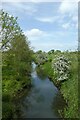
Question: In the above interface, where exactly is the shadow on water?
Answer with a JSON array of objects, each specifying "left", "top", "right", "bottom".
[
  {"left": 36, "top": 67, "right": 47, "bottom": 80},
  {"left": 52, "top": 92, "right": 66, "bottom": 118},
  {"left": 19, "top": 62, "right": 65, "bottom": 118}
]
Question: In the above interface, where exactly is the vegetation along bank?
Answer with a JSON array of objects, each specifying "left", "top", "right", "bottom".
[
  {"left": 1, "top": 10, "right": 33, "bottom": 119},
  {"left": 1, "top": 9, "right": 79, "bottom": 119},
  {"left": 34, "top": 50, "right": 78, "bottom": 118}
]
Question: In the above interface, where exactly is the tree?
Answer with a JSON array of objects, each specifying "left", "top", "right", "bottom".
[
  {"left": 0, "top": 9, "right": 22, "bottom": 50},
  {"left": 2, "top": 10, "right": 33, "bottom": 119},
  {"left": 1, "top": 10, "right": 32, "bottom": 82},
  {"left": 3, "top": 35, "right": 31, "bottom": 82}
]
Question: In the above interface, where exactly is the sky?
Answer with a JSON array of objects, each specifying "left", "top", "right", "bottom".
[{"left": 1, "top": 0, "right": 78, "bottom": 52}]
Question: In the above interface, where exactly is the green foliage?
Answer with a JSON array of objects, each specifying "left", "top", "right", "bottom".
[
  {"left": 60, "top": 52, "right": 78, "bottom": 118},
  {"left": 2, "top": 102, "right": 14, "bottom": 119},
  {"left": 48, "top": 49, "right": 54, "bottom": 54},
  {"left": 34, "top": 51, "right": 48, "bottom": 65},
  {"left": 0, "top": 9, "right": 22, "bottom": 50},
  {"left": 36, "top": 67, "right": 47, "bottom": 79},
  {"left": 35, "top": 50, "right": 78, "bottom": 118},
  {"left": 2, "top": 10, "right": 33, "bottom": 119}
]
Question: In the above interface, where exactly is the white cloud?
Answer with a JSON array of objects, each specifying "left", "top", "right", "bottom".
[
  {"left": 72, "top": 16, "right": 78, "bottom": 28},
  {"left": 24, "top": 29, "right": 46, "bottom": 38},
  {"left": 31, "top": 42, "right": 64, "bottom": 52},
  {"left": 59, "top": 0, "right": 78, "bottom": 30},
  {"left": 2, "top": 2, "right": 37, "bottom": 16},
  {"left": 59, "top": 0, "right": 78, "bottom": 15},
  {"left": 24, "top": 29, "right": 64, "bottom": 41},
  {"left": 2, "top": 0, "right": 79, "bottom": 2},
  {"left": 1, "top": 0, "right": 63, "bottom": 2},
  {"left": 31, "top": 42, "right": 77, "bottom": 52},
  {"left": 24, "top": 28, "right": 77, "bottom": 51},
  {"left": 2, "top": 0, "right": 24, "bottom": 2},
  {"left": 36, "top": 16, "right": 59, "bottom": 23},
  {"left": 72, "top": 16, "right": 78, "bottom": 23},
  {"left": 62, "top": 23, "right": 70, "bottom": 29},
  {"left": 76, "top": 23, "right": 78, "bottom": 29}
]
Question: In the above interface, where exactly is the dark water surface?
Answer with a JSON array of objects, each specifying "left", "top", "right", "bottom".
[{"left": 20, "top": 63, "right": 64, "bottom": 118}]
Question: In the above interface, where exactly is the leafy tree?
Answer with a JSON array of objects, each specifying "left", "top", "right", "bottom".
[
  {"left": 9, "top": 34, "right": 32, "bottom": 80},
  {"left": 2, "top": 10, "right": 32, "bottom": 82},
  {"left": 2, "top": 10, "right": 33, "bottom": 119},
  {"left": 0, "top": 9, "right": 22, "bottom": 50},
  {"left": 55, "top": 50, "right": 61, "bottom": 53},
  {"left": 36, "top": 50, "right": 42, "bottom": 54},
  {"left": 48, "top": 49, "right": 54, "bottom": 54}
]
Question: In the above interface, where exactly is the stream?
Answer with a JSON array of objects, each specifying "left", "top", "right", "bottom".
[{"left": 19, "top": 63, "right": 65, "bottom": 118}]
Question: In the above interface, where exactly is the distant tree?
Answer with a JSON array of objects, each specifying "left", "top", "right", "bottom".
[
  {"left": 51, "top": 49, "right": 54, "bottom": 53},
  {"left": 48, "top": 49, "right": 54, "bottom": 54},
  {"left": 36, "top": 50, "right": 42, "bottom": 54},
  {"left": 55, "top": 50, "right": 61, "bottom": 53},
  {"left": 35, "top": 51, "right": 48, "bottom": 65}
]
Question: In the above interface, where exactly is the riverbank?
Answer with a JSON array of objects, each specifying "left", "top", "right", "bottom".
[
  {"left": 2, "top": 76, "right": 32, "bottom": 119},
  {"left": 35, "top": 51, "right": 78, "bottom": 118},
  {"left": 2, "top": 10, "right": 33, "bottom": 119}
]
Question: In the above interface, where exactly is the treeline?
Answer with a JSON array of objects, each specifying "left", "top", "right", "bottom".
[{"left": 0, "top": 10, "right": 33, "bottom": 119}]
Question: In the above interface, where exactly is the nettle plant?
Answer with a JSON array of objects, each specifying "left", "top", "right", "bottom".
[{"left": 53, "top": 55, "right": 71, "bottom": 82}]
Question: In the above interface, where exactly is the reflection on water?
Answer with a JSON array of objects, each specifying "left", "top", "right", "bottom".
[
  {"left": 20, "top": 63, "right": 65, "bottom": 118},
  {"left": 36, "top": 67, "right": 47, "bottom": 80}
]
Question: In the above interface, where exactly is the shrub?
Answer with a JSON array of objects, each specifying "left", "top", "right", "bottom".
[{"left": 53, "top": 55, "right": 71, "bottom": 82}]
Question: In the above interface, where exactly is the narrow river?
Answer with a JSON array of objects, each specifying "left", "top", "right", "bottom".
[{"left": 20, "top": 63, "right": 65, "bottom": 118}]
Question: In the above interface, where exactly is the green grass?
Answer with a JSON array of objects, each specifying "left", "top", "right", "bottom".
[
  {"left": 36, "top": 51, "right": 78, "bottom": 118},
  {"left": 60, "top": 52, "right": 78, "bottom": 118}
]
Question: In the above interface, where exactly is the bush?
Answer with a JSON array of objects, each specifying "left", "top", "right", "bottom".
[{"left": 53, "top": 55, "right": 71, "bottom": 82}]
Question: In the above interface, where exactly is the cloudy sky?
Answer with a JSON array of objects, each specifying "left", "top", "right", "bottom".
[{"left": 1, "top": 0, "right": 78, "bottom": 52}]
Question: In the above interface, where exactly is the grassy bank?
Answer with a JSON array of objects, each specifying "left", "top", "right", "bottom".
[
  {"left": 2, "top": 38, "right": 33, "bottom": 119},
  {"left": 2, "top": 48, "right": 32, "bottom": 119},
  {"left": 2, "top": 77, "right": 32, "bottom": 119},
  {"left": 35, "top": 51, "right": 78, "bottom": 118}
]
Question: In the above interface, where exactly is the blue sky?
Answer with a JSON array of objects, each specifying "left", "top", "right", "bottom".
[{"left": 1, "top": 0, "right": 78, "bottom": 52}]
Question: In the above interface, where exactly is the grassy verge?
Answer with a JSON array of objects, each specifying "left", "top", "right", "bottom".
[
  {"left": 35, "top": 51, "right": 78, "bottom": 118},
  {"left": 60, "top": 52, "right": 78, "bottom": 118}
]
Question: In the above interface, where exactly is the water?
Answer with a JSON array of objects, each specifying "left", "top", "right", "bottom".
[{"left": 20, "top": 63, "right": 65, "bottom": 118}]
